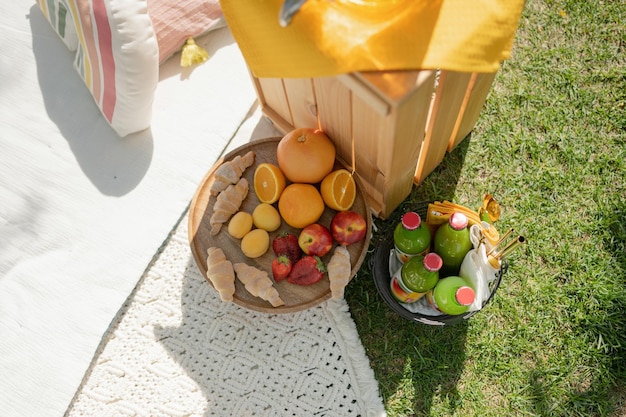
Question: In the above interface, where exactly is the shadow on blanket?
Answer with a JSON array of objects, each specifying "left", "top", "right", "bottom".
[{"left": 29, "top": 6, "right": 153, "bottom": 197}]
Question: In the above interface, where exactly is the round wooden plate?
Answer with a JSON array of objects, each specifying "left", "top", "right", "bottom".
[{"left": 188, "top": 137, "right": 372, "bottom": 313}]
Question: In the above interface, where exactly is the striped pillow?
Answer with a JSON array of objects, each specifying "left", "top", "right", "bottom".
[
  {"left": 37, "top": 0, "right": 225, "bottom": 136},
  {"left": 37, "top": 0, "right": 78, "bottom": 51},
  {"left": 38, "top": 0, "right": 159, "bottom": 137},
  {"left": 71, "top": 0, "right": 159, "bottom": 136}
]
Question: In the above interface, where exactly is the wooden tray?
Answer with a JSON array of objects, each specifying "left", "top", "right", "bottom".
[{"left": 188, "top": 137, "right": 372, "bottom": 313}]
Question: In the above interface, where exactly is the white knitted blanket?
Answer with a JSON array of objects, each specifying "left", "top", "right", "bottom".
[{"left": 66, "top": 213, "right": 386, "bottom": 417}]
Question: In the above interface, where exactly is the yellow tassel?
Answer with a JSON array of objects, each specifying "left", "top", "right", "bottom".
[{"left": 180, "top": 37, "right": 209, "bottom": 67}]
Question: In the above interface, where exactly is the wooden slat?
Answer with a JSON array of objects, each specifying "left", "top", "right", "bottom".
[
  {"left": 313, "top": 77, "right": 353, "bottom": 161},
  {"left": 378, "top": 71, "right": 435, "bottom": 217},
  {"left": 446, "top": 72, "right": 478, "bottom": 152},
  {"left": 337, "top": 74, "right": 390, "bottom": 116},
  {"left": 350, "top": 86, "right": 389, "bottom": 217},
  {"left": 256, "top": 77, "right": 292, "bottom": 127},
  {"left": 354, "top": 70, "right": 432, "bottom": 103},
  {"left": 282, "top": 78, "right": 318, "bottom": 129},
  {"left": 345, "top": 70, "right": 436, "bottom": 217},
  {"left": 414, "top": 70, "right": 472, "bottom": 184},
  {"left": 448, "top": 72, "right": 497, "bottom": 150}
]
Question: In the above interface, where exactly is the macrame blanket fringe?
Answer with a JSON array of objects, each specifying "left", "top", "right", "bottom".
[{"left": 324, "top": 298, "right": 388, "bottom": 417}]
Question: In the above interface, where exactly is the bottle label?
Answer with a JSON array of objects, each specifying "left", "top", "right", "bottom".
[
  {"left": 390, "top": 270, "right": 425, "bottom": 303},
  {"left": 394, "top": 245, "right": 429, "bottom": 264},
  {"left": 425, "top": 291, "right": 441, "bottom": 312}
]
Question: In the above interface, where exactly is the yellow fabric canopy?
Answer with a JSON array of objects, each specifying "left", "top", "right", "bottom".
[{"left": 220, "top": 0, "right": 525, "bottom": 78}]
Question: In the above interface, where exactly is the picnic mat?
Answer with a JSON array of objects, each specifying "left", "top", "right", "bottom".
[{"left": 65, "top": 212, "right": 386, "bottom": 417}]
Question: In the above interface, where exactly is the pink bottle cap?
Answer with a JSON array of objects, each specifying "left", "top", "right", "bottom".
[
  {"left": 423, "top": 252, "right": 443, "bottom": 272},
  {"left": 455, "top": 286, "right": 475, "bottom": 306},
  {"left": 449, "top": 212, "right": 468, "bottom": 230},
  {"left": 401, "top": 212, "right": 421, "bottom": 230}
]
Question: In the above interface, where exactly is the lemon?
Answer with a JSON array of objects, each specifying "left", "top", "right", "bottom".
[
  {"left": 241, "top": 229, "right": 270, "bottom": 258},
  {"left": 252, "top": 203, "right": 281, "bottom": 232},
  {"left": 227, "top": 211, "right": 253, "bottom": 239}
]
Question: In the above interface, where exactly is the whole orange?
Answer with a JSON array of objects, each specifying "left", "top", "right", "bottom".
[
  {"left": 276, "top": 128, "right": 336, "bottom": 184},
  {"left": 278, "top": 183, "right": 325, "bottom": 229}
]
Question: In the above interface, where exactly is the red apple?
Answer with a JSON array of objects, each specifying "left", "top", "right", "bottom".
[
  {"left": 330, "top": 211, "right": 367, "bottom": 246},
  {"left": 298, "top": 223, "right": 333, "bottom": 257}
]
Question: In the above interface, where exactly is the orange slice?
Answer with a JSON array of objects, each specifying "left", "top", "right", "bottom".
[
  {"left": 253, "top": 163, "right": 286, "bottom": 204},
  {"left": 320, "top": 169, "right": 356, "bottom": 211}
]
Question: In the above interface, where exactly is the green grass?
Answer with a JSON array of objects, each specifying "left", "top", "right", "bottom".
[{"left": 347, "top": 0, "right": 626, "bottom": 415}]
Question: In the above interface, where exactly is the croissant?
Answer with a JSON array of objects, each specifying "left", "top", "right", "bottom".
[
  {"left": 233, "top": 262, "right": 284, "bottom": 307},
  {"left": 206, "top": 247, "right": 236, "bottom": 302},
  {"left": 327, "top": 245, "right": 351, "bottom": 299},
  {"left": 210, "top": 178, "right": 249, "bottom": 235},
  {"left": 209, "top": 151, "right": 255, "bottom": 196}
]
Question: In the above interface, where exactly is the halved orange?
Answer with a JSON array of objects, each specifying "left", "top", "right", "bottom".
[
  {"left": 320, "top": 169, "right": 356, "bottom": 211},
  {"left": 254, "top": 163, "right": 286, "bottom": 204}
]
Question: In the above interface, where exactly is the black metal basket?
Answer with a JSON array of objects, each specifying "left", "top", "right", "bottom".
[{"left": 369, "top": 202, "right": 507, "bottom": 326}]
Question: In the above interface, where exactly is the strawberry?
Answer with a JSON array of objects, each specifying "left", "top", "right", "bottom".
[
  {"left": 287, "top": 255, "right": 326, "bottom": 286},
  {"left": 271, "top": 255, "right": 292, "bottom": 282},
  {"left": 272, "top": 232, "right": 302, "bottom": 264}
]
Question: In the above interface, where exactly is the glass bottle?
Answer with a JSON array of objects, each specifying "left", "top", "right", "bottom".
[
  {"left": 433, "top": 212, "right": 472, "bottom": 276},
  {"left": 393, "top": 211, "right": 431, "bottom": 264},
  {"left": 390, "top": 252, "right": 442, "bottom": 303},
  {"left": 426, "top": 275, "right": 475, "bottom": 315}
]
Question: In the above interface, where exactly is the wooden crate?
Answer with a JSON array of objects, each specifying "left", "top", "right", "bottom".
[{"left": 250, "top": 69, "right": 496, "bottom": 218}]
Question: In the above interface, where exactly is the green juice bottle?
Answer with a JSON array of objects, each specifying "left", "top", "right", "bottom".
[
  {"left": 433, "top": 212, "right": 472, "bottom": 276},
  {"left": 426, "top": 275, "right": 475, "bottom": 315},
  {"left": 393, "top": 211, "right": 431, "bottom": 264},
  {"left": 390, "top": 252, "right": 442, "bottom": 303}
]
